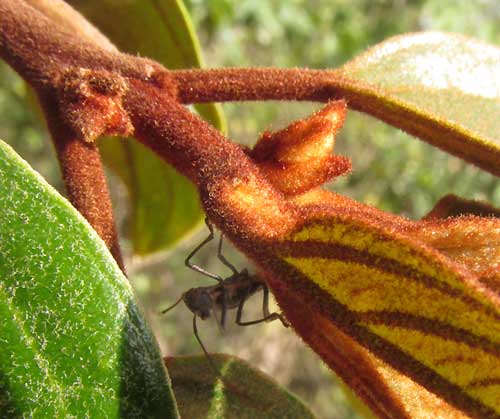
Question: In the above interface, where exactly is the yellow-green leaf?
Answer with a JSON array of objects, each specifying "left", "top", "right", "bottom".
[
  {"left": 67, "top": 0, "right": 226, "bottom": 253},
  {"left": 269, "top": 213, "right": 500, "bottom": 419},
  {"left": 340, "top": 32, "right": 500, "bottom": 176}
]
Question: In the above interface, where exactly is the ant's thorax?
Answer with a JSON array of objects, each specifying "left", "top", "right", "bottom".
[{"left": 182, "top": 269, "right": 264, "bottom": 320}]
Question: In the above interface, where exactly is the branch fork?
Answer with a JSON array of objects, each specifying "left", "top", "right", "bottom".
[{"left": 2, "top": 3, "right": 499, "bottom": 419}]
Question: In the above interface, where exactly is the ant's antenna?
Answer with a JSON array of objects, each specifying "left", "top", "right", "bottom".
[
  {"left": 192, "top": 314, "right": 221, "bottom": 375},
  {"left": 161, "top": 296, "right": 222, "bottom": 376},
  {"left": 160, "top": 295, "right": 184, "bottom": 314}
]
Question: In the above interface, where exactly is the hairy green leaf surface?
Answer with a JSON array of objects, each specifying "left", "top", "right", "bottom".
[
  {"left": 340, "top": 32, "right": 500, "bottom": 176},
  {"left": 0, "top": 140, "right": 178, "bottom": 418},
  {"left": 165, "top": 354, "right": 316, "bottom": 419},
  {"left": 67, "top": 0, "right": 226, "bottom": 254}
]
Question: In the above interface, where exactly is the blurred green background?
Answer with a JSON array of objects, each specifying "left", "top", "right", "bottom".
[{"left": 1, "top": 1, "right": 499, "bottom": 418}]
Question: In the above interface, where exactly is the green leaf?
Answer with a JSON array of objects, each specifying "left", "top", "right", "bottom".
[
  {"left": 165, "top": 354, "right": 317, "bottom": 419},
  {"left": 0, "top": 139, "right": 178, "bottom": 418},
  {"left": 67, "top": 0, "right": 226, "bottom": 253},
  {"left": 340, "top": 32, "right": 500, "bottom": 176}
]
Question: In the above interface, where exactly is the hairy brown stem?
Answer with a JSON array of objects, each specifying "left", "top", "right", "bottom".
[
  {"left": 170, "top": 67, "right": 406, "bottom": 129},
  {"left": 125, "top": 77, "right": 249, "bottom": 188},
  {"left": 40, "top": 92, "right": 125, "bottom": 272},
  {"left": 53, "top": 135, "right": 125, "bottom": 271},
  {"left": 172, "top": 68, "right": 347, "bottom": 103},
  {"left": 0, "top": 0, "right": 138, "bottom": 270}
]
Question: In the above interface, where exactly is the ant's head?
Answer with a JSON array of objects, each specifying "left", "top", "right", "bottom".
[{"left": 182, "top": 288, "right": 213, "bottom": 320}]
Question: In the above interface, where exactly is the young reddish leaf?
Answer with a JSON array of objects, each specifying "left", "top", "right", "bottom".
[
  {"left": 216, "top": 184, "right": 495, "bottom": 419},
  {"left": 249, "top": 100, "right": 351, "bottom": 196},
  {"left": 340, "top": 32, "right": 500, "bottom": 176},
  {"left": 268, "top": 203, "right": 500, "bottom": 419},
  {"left": 165, "top": 354, "right": 316, "bottom": 419}
]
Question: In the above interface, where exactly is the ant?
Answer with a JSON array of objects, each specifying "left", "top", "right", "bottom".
[{"left": 162, "top": 219, "right": 288, "bottom": 372}]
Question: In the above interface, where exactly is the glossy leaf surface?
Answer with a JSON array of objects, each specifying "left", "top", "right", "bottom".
[{"left": 0, "top": 140, "right": 178, "bottom": 418}]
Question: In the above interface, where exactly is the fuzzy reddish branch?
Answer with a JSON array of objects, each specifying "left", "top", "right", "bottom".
[
  {"left": 0, "top": 0, "right": 354, "bottom": 261},
  {"left": 3, "top": 4, "right": 500, "bottom": 419},
  {"left": 0, "top": 5, "right": 402, "bottom": 417}
]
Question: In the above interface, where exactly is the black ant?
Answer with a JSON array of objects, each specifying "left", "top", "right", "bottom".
[{"left": 162, "top": 219, "right": 288, "bottom": 372}]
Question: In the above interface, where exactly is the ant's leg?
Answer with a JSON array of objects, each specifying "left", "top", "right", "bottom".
[
  {"left": 185, "top": 218, "right": 224, "bottom": 284},
  {"left": 220, "top": 286, "right": 228, "bottom": 330},
  {"left": 192, "top": 315, "right": 220, "bottom": 376},
  {"left": 211, "top": 286, "right": 228, "bottom": 332},
  {"left": 261, "top": 284, "right": 289, "bottom": 327},
  {"left": 262, "top": 283, "right": 290, "bottom": 327},
  {"left": 236, "top": 287, "right": 289, "bottom": 327},
  {"left": 217, "top": 235, "right": 238, "bottom": 275},
  {"left": 262, "top": 284, "right": 271, "bottom": 317},
  {"left": 216, "top": 235, "right": 235, "bottom": 330}
]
